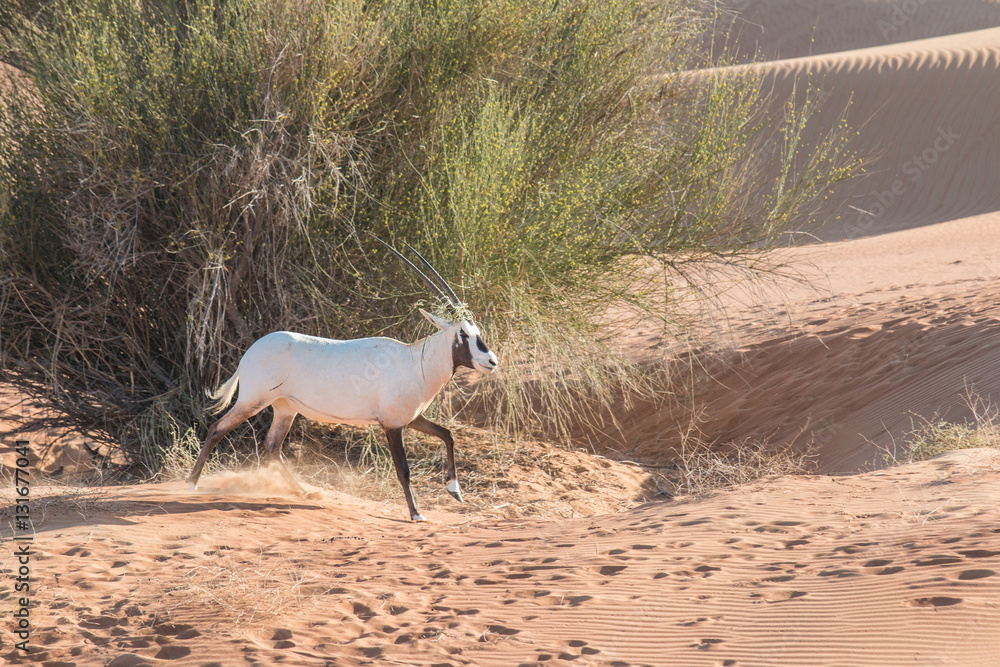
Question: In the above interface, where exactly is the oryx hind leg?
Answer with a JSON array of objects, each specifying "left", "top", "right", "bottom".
[
  {"left": 188, "top": 402, "right": 260, "bottom": 489},
  {"left": 263, "top": 401, "right": 297, "bottom": 462},
  {"left": 383, "top": 425, "right": 426, "bottom": 521},
  {"left": 261, "top": 402, "right": 306, "bottom": 494},
  {"left": 408, "top": 414, "right": 462, "bottom": 503}
]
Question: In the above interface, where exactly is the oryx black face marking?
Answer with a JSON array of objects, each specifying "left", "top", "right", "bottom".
[{"left": 452, "top": 331, "right": 475, "bottom": 372}]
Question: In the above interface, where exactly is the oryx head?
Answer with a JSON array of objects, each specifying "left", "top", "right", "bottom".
[
  {"left": 419, "top": 308, "right": 498, "bottom": 374},
  {"left": 373, "top": 236, "right": 499, "bottom": 375}
]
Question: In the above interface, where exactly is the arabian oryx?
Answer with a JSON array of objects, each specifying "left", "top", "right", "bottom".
[{"left": 186, "top": 239, "right": 498, "bottom": 521}]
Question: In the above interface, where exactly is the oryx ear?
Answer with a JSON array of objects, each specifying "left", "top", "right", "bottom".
[{"left": 419, "top": 308, "right": 449, "bottom": 330}]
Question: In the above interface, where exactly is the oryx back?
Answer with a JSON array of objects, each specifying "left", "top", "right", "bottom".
[{"left": 233, "top": 331, "right": 447, "bottom": 427}]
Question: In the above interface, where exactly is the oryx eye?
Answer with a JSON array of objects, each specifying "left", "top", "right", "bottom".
[{"left": 459, "top": 331, "right": 469, "bottom": 341}]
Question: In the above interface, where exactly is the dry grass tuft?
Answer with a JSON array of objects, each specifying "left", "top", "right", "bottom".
[
  {"left": 903, "top": 392, "right": 1000, "bottom": 463},
  {"left": 668, "top": 439, "right": 815, "bottom": 497},
  {"left": 183, "top": 548, "right": 318, "bottom": 627}
]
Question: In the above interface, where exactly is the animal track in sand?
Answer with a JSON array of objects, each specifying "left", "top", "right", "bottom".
[
  {"left": 832, "top": 542, "right": 878, "bottom": 555},
  {"left": 914, "top": 556, "right": 963, "bottom": 567},
  {"left": 861, "top": 559, "right": 905, "bottom": 575},
  {"left": 906, "top": 596, "right": 963, "bottom": 607},
  {"left": 754, "top": 590, "right": 808, "bottom": 603},
  {"left": 680, "top": 517, "right": 712, "bottom": 527},
  {"left": 959, "top": 549, "right": 1000, "bottom": 558},
  {"left": 679, "top": 616, "right": 722, "bottom": 627},
  {"left": 692, "top": 637, "right": 725, "bottom": 650},
  {"left": 817, "top": 568, "right": 861, "bottom": 578},
  {"left": 153, "top": 645, "right": 192, "bottom": 660},
  {"left": 950, "top": 569, "right": 996, "bottom": 580},
  {"left": 271, "top": 628, "right": 294, "bottom": 648}
]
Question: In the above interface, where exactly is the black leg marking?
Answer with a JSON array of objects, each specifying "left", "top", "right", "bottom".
[
  {"left": 263, "top": 411, "right": 296, "bottom": 462},
  {"left": 187, "top": 406, "right": 256, "bottom": 488},
  {"left": 408, "top": 414, "right": 462, "bottom": 502},
  {"left": 383, "top": 425, "right": 425, "bottom": 521}
]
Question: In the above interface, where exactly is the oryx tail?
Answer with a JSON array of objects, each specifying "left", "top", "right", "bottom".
[{"left": 207, "top": 371, "right": 240, "bottom": 415}]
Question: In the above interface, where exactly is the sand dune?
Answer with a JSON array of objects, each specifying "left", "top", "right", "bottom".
[
  {"left": 712, "top": 0, "right": 1000, "bottom": 63},
  {"left": 597, "top": 212, "right": 1000, "bottom": 473},
  {"left": 740, "top": 25, "right": 1000, "bottom": 240},
  {"left": 627, "top": 280, "right": 1000, "bottom": 473}
]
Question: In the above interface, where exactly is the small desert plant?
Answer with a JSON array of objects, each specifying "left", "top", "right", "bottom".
[
  {"left": 902, "top": 393, "right": 1000, "bottom": 463},
  {"left": 183, "top": 548, "right": 316, "bottom": 626},
  {"left": 0, "top": 0, "right": 859, "bottom": 473},
  {"left": 670, "top": 438, "right": 815, "bottom": 496}
]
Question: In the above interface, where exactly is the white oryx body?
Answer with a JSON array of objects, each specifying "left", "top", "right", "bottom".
[
  {"left": 211, "top": 329, "right": 459, "bottom": 429},
  {"left": 187, "top": 242, "right": 499, "bottom": 522}
]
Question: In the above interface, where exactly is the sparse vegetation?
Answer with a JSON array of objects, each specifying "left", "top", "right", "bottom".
[
  {"left": 902, "top": 393, "right": 1000, "bottom": 463},
  {"left": 183, "top": 547, "right": 317, "bottom": 626},
  {"left": 668, "top": 438, "right": 815, "bottom": 497},
  {"left": 0, "top": 0, "right": 858, "bottom": 474}
]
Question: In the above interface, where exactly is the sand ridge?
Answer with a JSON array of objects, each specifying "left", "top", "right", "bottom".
[{"left": 711, "top": 0, "right": 1000, "bottom": 63}]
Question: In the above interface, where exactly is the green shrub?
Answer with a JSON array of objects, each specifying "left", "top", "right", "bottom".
[{"left": 0, "top": 0, "right": 857, "bottom": 473}]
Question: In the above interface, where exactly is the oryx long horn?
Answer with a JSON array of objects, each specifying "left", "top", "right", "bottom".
[
  {"left": 399, "top": 241, "right": 462, "bottom": 305},
  {"left": 369, "top": 234, "right": 453, "bottom": 304}
]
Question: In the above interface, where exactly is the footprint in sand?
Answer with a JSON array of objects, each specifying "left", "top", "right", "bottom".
[
  {"left": 950, "top": 569, "right": 996, "bottom": 580},
  {"left": 154, "top": 623, "right": 201, "bottom": 640},
  {"left": 914, "top": 556, "right": 963, "bottom": 567},
  {"left": 753, "top": 590, "right": 807, "bottom": 603},
  {"left": 271, "top": 628, "right": 295, "bottom": 649},
  {"left": 63, "top": 546, "right": 92, "bottom": 557},
  {"left": 566, "top": 639, "right": 600, "bottom": 656},
  {"left": 108, "top": 654, "right": 158, "bottom": 666},
  {"left": 906, "top": 596, "right": 962, "bottom": 607},
  {"left": 79, "top": 614, "right": 119, "bottom": 630},
  {"left": 153, "top": 645, "right": 192, "bottom": 660},
  {"left": 832, "top": 542, "right": 877, "bottom": 554},
  {"left": 861, "top": 559, "right": 905, "bottom": 575}
]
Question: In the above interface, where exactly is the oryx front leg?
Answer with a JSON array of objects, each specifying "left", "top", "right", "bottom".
[
  {"left": 383, "top": 425, "right": 426, "bottom": 522},
  {"left": 408, "top": 414, "right": 462, "bottom": 503}
]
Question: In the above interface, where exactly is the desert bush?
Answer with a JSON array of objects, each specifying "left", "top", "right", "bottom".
[
  {"left": 902, "top": 393, "right": 1000, "bottom": 463},
  {"left": 0, "top": 0, "right": 857, "bottom": 474},
  {"left": 669, "top": 439, "right": 815, "bottom": 496}
]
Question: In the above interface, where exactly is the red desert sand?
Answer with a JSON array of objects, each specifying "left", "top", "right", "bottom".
[{"left": 3, "top": 1, "right": 1000, "bottom": 664}]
